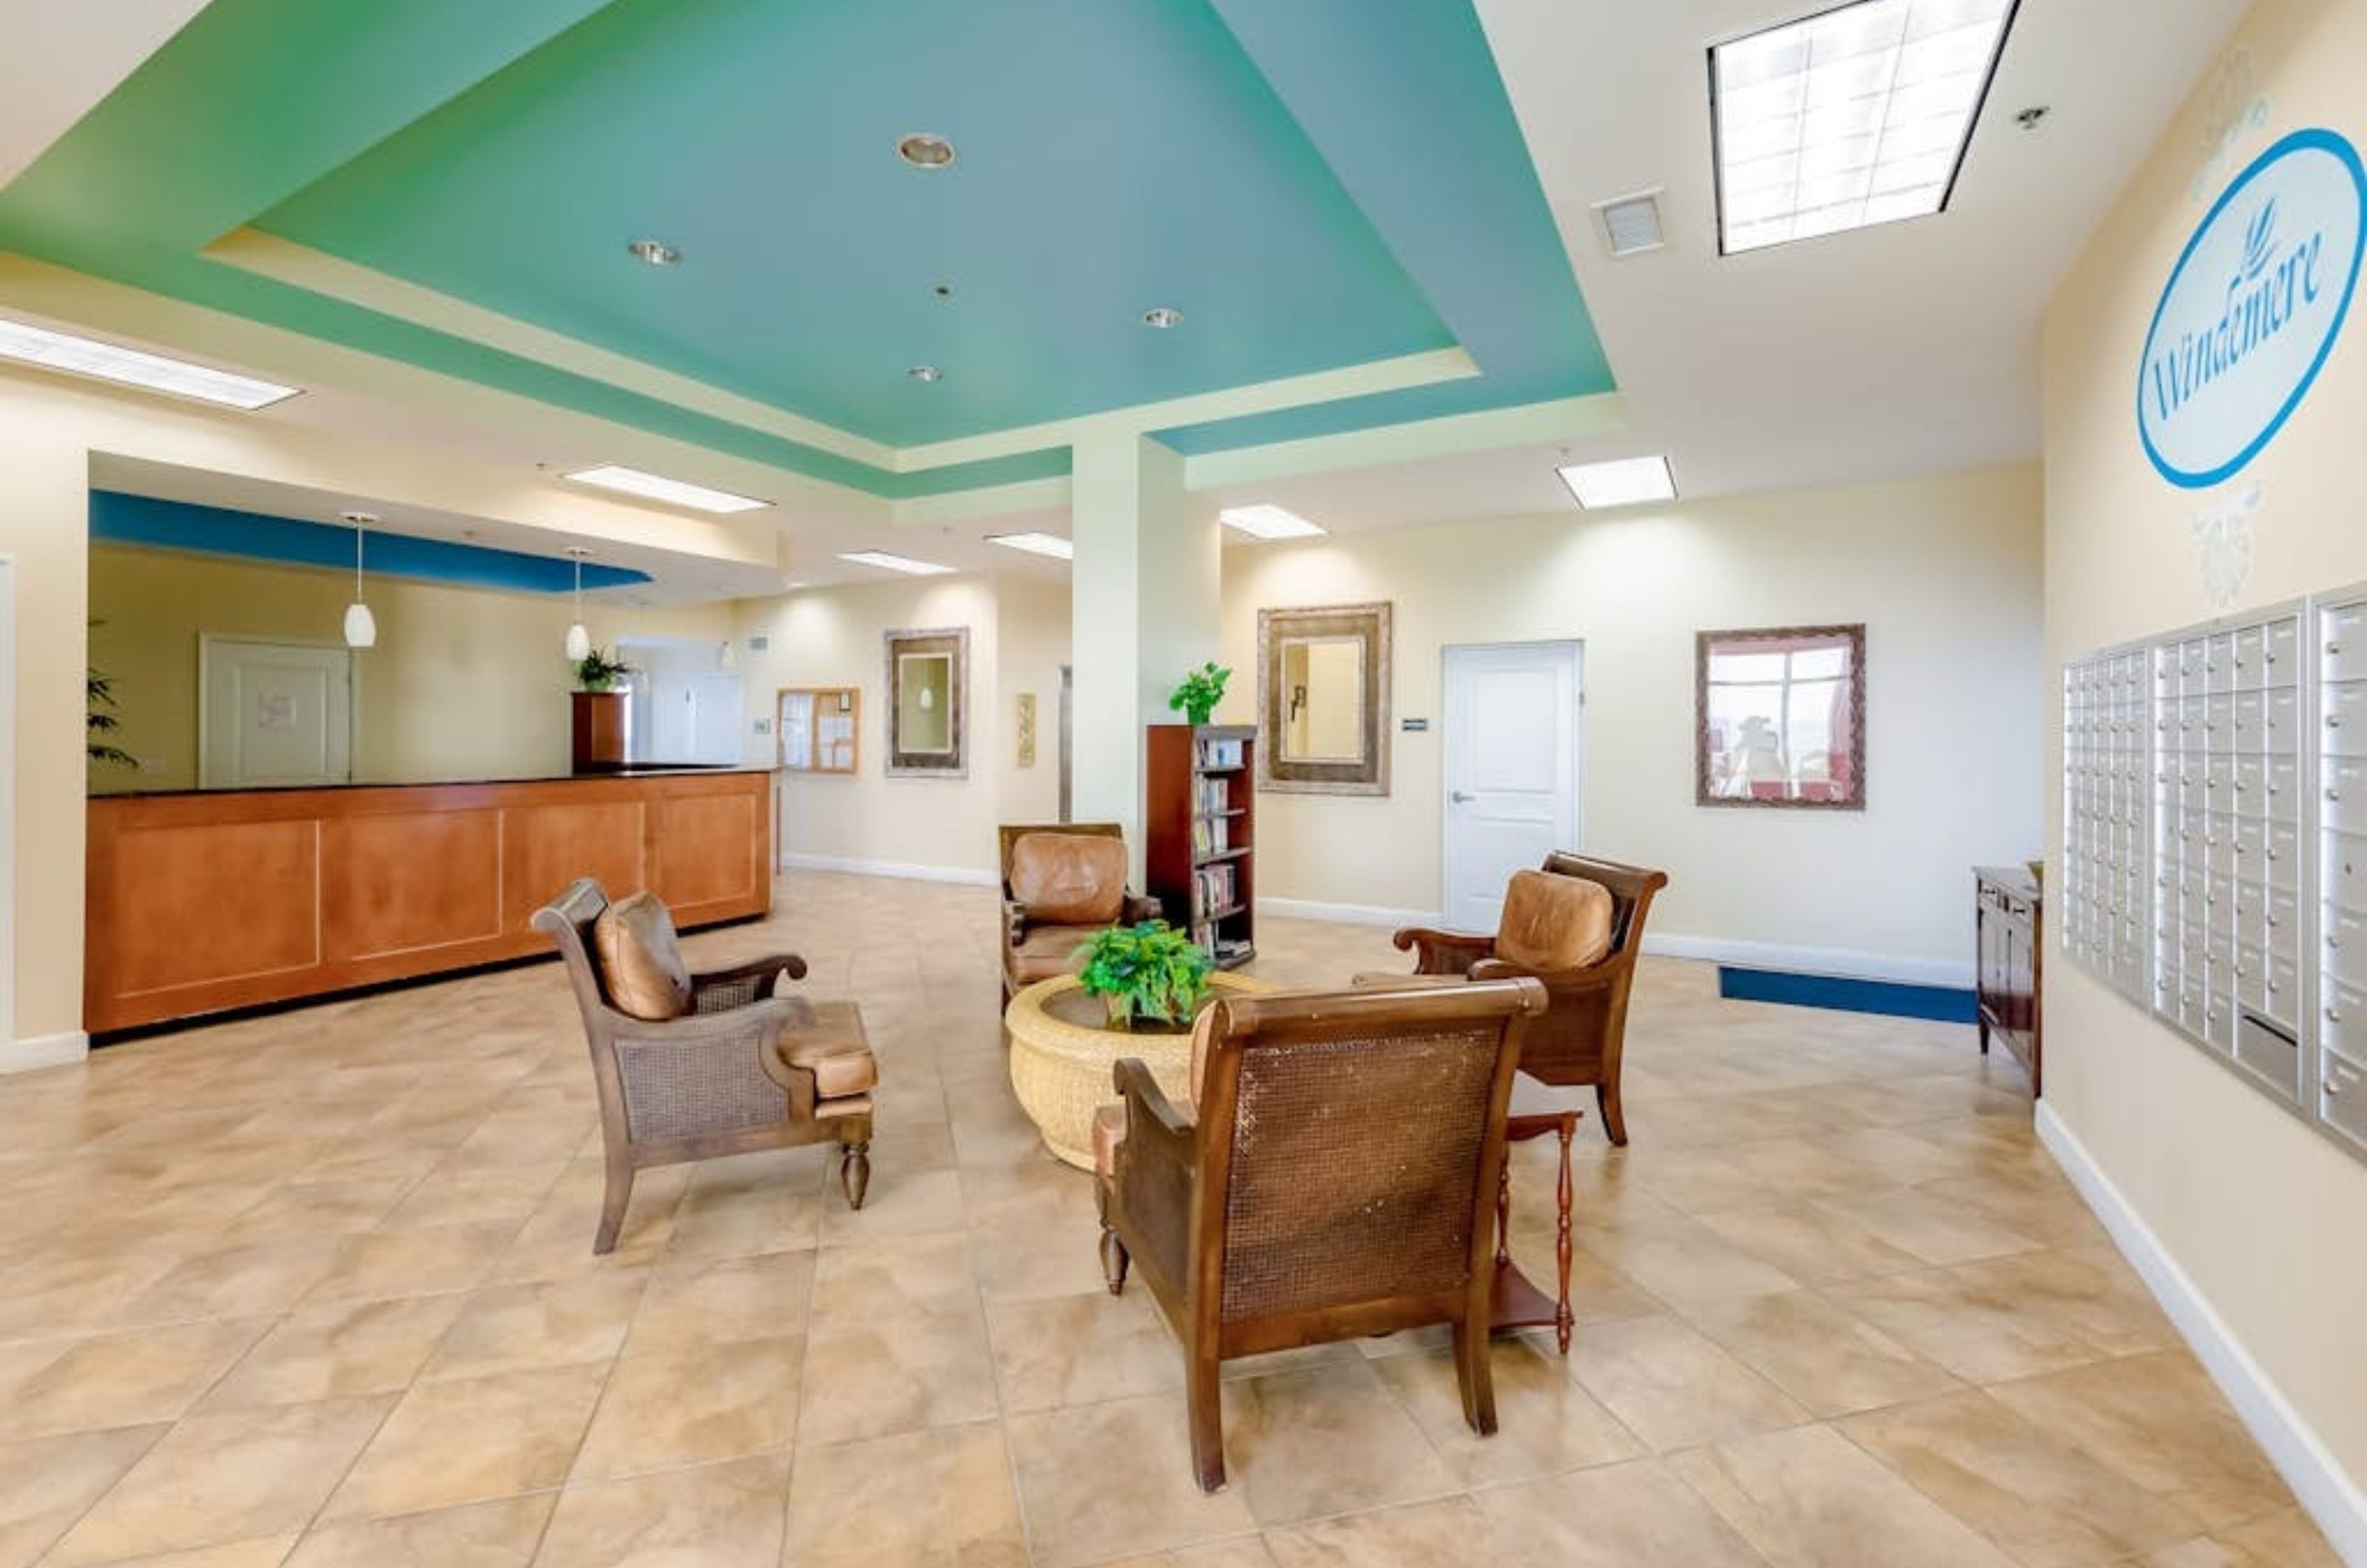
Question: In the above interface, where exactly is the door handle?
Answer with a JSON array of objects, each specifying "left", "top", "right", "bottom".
[{"left": 1451, "top": 791, "right": 1475, "bottom": 804}]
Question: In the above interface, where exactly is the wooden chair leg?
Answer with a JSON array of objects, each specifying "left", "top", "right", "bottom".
[
  {"left": 1186, "top": 1351, "right": 1227, "bottom": 1493},
  {"left": 837, "top": 1121, "right": 872, "bottom": 1211},
  {"left": 1596, "top": 1078, "right": 1629, "bottom": 1146},
  {"left": 1099, "top": 1225, "right": 1130, "bottom": 1294},
  {"left": 593, "top": 1160, "right": 635, "bottom": 1256},
  {"left": 1451, "top": 1317, "right": 1497, "bottom": 1436}
]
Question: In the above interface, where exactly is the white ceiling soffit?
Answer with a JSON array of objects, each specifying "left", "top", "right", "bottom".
[
  {"left": 0, "top": 1, "right": 215, "bottom": 188},
  {"left": 1465, "top": 0, "right": 2252, "bottom": 503}
]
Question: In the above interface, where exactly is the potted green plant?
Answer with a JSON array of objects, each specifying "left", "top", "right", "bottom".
[
  {"left": 1076, "top": 921, "right": 1213, "bottom": 1030},
  {"left": 1167, "top": 660, "right": 1230, "bottom": 726},
  {"left": 574, "top": 648, "right": 632, "bottom": 692}
]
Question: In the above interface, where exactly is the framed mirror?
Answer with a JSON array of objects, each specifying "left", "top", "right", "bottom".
[
  {"left": 884, "top": 626, "right": 968, "bottom": 777},
  {"left": 1257, "top": 601, "right": 1391, "bottom": 795},
  {"left": 1696, "top": 624, "right": 1865, "bottom": 810}
]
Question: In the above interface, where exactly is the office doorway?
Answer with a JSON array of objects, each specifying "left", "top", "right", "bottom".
[{"left": 1440, "top": 641, "right": 1584, "bottom": 933}]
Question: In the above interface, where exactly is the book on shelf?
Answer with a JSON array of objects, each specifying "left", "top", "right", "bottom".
[
  {"left": 1196, "top": 737, "right": 1245, "bottom": 770},
  {"left": 1195, "top": 776, "right": 1232, "bottom": 816},
  {"left": 1194, "top": 862, "right": 1238, "bottom": 919},
  {"left": 1191, "top": 817, "right": 1229, "bottom": 857}
]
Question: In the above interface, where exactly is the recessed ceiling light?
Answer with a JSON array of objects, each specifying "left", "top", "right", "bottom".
[
  {"left": 908, "top": 365, "right": 944, "bottom": 382},
  {"left": 840, "top": 550, "right": 954, "bottom": 576},
  {"left": 1218, "top": 504, "right": 1326, "bottom": 541},
  {"left": 0, "top": 317, "right": 300, "bottom": 409},
  {"left": 897, "top": 133, "right": 956, "bottom": 169},
  {"left": 1593, "top": 190, "right": 1667, "bottom": 257},
  {"left": 1557, "top": 455, "right": 1678, "bottom": 509},
  {"left": 1142, "top": 307, "right": 1184, "bottom": 329},
  {"left": 985, "top": 532, "right": 1073, "bottom": 560},
  {"left": 563, "top": 464, "right": 770, "bottom": 514},
  {"left": 627, "top": 238, "right": 682, "bottom": 266},
  {"left": 1711, "top": 0, "right": 2020, "bottom": 255}
]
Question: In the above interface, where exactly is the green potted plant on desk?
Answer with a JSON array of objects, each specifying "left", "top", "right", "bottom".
[
  {"left": 570, "top": 648, "right": 635, "bottom": 771},
  {"left": 1076, "top": 921, "right": 1212, "bottom": 1030}
]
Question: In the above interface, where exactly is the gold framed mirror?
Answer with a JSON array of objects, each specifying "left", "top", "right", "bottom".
[
  {"left": 1257, "top": 601, "right": 1391, "bottom": 795},
  {"left": 884, "top": 626, "right": 968, "bottom": 778}
]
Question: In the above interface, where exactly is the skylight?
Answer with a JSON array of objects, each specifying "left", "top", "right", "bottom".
[
  {"left": 563, "top": 464, "right": 770, "bottom": 514},
  {"left": 0, "top": 317, "right": 300, "bottom": 410},
  {"left": 984, "top": 532, "right": 1074, "bottom": 560},
  {"left": 839, "top": 550, "right": 954, "bottom": 576},
  {"left": 1218, "top": 505, "right": 1326, "bottom": 541},
  {"left": 1557, "top": 455, "right": 1678, "bottom": 509},
  {"left": 1712, "top": 0, "right": 2019, "bottom": 254}
]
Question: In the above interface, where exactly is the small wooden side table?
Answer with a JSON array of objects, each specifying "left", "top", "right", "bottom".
[{"left": 1490, "top": 1110, "right": 1580, "bottom": 1353}]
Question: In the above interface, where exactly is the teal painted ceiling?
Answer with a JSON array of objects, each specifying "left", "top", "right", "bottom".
[{"left": 0, "top": 0, "right": 1613, "bottom": 495}]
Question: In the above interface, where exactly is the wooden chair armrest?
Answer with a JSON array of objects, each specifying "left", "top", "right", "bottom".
[
  {"left": 1391, "top": 927, "right": 1498, "bottom": 976},
  {"left": 1470, "top": 957, "right": 1621, "bottom": 996},
  {"left": 1110, "top": 1056, "right": 1196, "bottom": 1290},
  {"left": 689, "top": 955, "right": 806, "bottom": 1013}
]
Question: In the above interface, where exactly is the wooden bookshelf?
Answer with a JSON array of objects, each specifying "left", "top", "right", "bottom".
[{"left": 1146, "top": 723, "right": 1257, "bottom": 969}]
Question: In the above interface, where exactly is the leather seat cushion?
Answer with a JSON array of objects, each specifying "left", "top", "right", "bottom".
[
  {"left": 1496, "top": 871, "right": 1614, "bottom": 973},
  {"left": 777, "top": 999, "right": 878, "bottom": 1099},
  {"left": 593, "top": 891, "right": 693, "bottom": 1021},
  {"left": 1009, "top": 834, "right": 1128, "bottom": 925},
  {"left": 1004, "top": 924, "right": 1100, "bottom": 984}
]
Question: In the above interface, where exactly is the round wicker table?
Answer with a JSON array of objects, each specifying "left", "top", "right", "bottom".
[{"left": 1004, "top": 972, "right": 1277, "bottom": 1170}]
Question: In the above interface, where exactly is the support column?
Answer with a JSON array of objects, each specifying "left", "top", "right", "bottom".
[{"left": 1069, "top": 429, "right": 1220, "bottom": 874}]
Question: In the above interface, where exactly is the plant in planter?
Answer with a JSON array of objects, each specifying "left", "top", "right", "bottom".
[
  {"left": 1167, "top": 661, "right": 1231, "bottom": 726},
  {"left": 574, "top": 648, "right": 632, "bottom": 692},
  {"left": 1076, "top": 921, "right": 1212, "bottom": 1030}
]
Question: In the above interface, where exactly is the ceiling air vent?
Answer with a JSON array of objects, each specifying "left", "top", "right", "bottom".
[
  {"left": 1593, "top": 189, "right": 1667, "bottom": 258},
  {"left": 746, "top": 635, "right": 771, "bottom": 652}
]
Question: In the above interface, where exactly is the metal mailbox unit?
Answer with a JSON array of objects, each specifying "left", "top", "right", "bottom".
[{"left": 2062, "top": 591, "right": 2367, "bottom": 1163}]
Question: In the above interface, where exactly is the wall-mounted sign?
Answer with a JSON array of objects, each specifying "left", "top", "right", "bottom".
[{"left": 2140, "top": 128, "right": 2366, "bottom": 490}]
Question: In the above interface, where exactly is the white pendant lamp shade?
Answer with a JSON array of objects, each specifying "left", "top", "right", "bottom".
[
  {"left": 343, "top": 517, "right": 377, "bottom": 649},
  {"left": 563, "top": 547, "right": 593, "bottom": 662}
]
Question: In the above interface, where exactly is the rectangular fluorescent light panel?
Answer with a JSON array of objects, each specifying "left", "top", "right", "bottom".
[
  {"left": 1558, "top": 455, "right": 1678, "bottom": 509},
  {"left": 1712, "top": 0, "right": 2019, "bottom": 255},
  {"left": 1595, "top": 191, "right": 1667, "bottom": 257},
  {"left": 984, "top": 531, "right": 1073, "bottom": 560},
  {"left": 1218, "top": 504, "right": 1326, "bottom": 541},
  {"left": 839, "top": 550, "right": 954, "bottom": 576},
  {"left": 0, "top": 317, "right": 299, "bottom": 409},
  {"left": 564, "top": 464, "right": 770, "bottom": 514}
]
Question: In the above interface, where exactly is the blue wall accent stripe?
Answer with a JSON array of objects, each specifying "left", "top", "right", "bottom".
[
  {"left": 1717, "top": 965, "right": 1978, "bottom": 1024},
  {"left": 90, "top": 490, "right": 650, "bottom": 594}
]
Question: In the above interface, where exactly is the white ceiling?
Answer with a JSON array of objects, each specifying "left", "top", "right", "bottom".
[
  {"left": 0, "top": 0, "right": 211, "bottom": 188},
  {"left": 12, "top": 0, "right": 2255, "bottom": 582}
]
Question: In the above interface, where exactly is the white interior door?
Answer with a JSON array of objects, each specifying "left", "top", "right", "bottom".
[
  {"left": 1442, "top": 641, "right": 1582, "bottom": 933},
  {"left": 688, "top": 671, "right": 743, "bottom": 764},
  {"left": 200, "top": 638, "right": 353, "bottom": 788}
]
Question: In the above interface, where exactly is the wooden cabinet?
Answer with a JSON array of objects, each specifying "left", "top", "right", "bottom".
[
  {"left": 1975, "top": 866, "right": 2042, "bottom": 1094},
  {"left": 1146, "top": 724, "right": 1257, "bottom": 969}
]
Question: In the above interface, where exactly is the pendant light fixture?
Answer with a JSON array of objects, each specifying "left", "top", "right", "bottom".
[
  {"left": 563, "top": 547, "right": 595, "bottom": 662},
  {"left": 340, "top": 511, "right": 378, "bottom": 649}
]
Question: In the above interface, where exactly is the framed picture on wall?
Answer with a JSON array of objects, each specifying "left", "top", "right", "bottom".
[
  {"left": 884, "top": 626, "right": 968, "bottom": 778},
  {"left": 1695, "top": 624, "right": 1865, "bottom": 810}
]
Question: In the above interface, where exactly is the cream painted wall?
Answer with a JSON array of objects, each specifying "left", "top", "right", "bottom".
[
  {"left": 996, "top": 573, "right": 1070, "bottom": 829},
  {"left": 90, "top": 545, "right": 729, "bottom": 791},
  {"left": 2043, "top": 0, "right": 2367, "bottom": 1513},
  {"left": 735, "top": 573, "right": 1059, "bottom": 878},
  {"left": 1217, "top": 466, "right": 2045, "bottom": 978},
  {"left": 0, "top": 368, "right": 780, "bottom": 1047}
]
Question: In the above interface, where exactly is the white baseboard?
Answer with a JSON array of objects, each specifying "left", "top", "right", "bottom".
[
  {"left": 1644, "top": 931, "right": 1973, "bottom": 990},
  {"left": 2036, "top": 1102, "right": 2367, "bottom": 1567},
  {"left": 1257, "top": 896, "right": 1442, "bottom": 930},
  {"left": 0, "top": 1031, "right": 88, "bottom": 1073},
  {"left": 780, "top": 854, "right": 996, "bottom": 888}
]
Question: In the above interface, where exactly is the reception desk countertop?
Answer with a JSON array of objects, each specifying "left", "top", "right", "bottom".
[
  {"left": 86, "top": 768, "right": 775, "bottom": 1034},
  {"left": 90, "top": 763, "right": 767, "bottom": 802}
]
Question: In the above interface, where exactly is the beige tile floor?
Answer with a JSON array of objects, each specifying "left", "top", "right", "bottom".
[{"left": 0, "top": 871, "right": 2338, "bottom": 1568}]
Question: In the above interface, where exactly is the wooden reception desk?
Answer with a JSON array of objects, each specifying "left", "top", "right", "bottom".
[{"left": 86, "top": 768, "right": 774, "bottom": 1034}]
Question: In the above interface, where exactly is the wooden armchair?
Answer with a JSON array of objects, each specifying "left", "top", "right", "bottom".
[
  {"left": 1096, "top": 979, "right": 1546, "bottom": 1492},
  {"left": 534, "top": 879, "right": 876, "bottom": 1254},
  {"left": 999, "top": 822, "right": 1163, "bottom": 1002},
  {"left": 1391, "top": 853, "right": 1667, "bottom": 1145}
]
